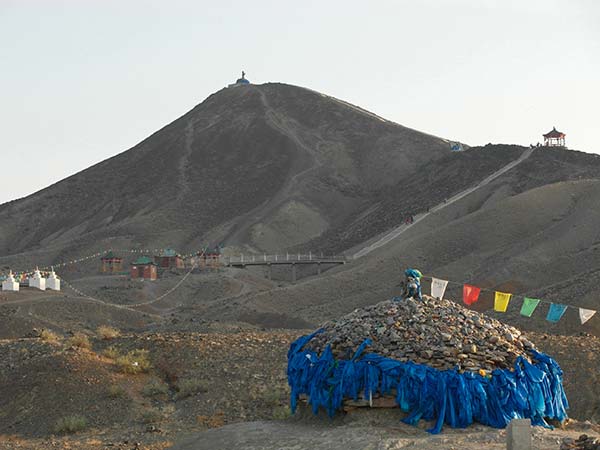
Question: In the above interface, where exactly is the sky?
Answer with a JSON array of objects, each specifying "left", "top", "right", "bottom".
[{"left": 1, "top": 0, "right": 599, "bottom": 204}]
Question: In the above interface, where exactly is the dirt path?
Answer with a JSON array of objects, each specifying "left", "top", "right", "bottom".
[
  {"left": 258, "top": 88, "right": 324, "bottom": 192},
  {"left": 222, "top": 86, "right": 324, "bottom": 247},
  {"left": 352, "top": 147, "right": 535, "bottom": 259},
  {"left": 176, "top": 120, "right": 195, "bottom": 202},
  {"left": 0, "top": 289, "right": 163, "bottom": 319},
  {"left": 7, "top": 268, "right": 196, "bottom": 320}
]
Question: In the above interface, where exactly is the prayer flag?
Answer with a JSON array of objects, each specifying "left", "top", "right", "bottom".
[
  {"left": 494, "top": 291, "right": 512, "bottom": 312},
  {"left": 431, "top": 278, "right": 448, "bottom": 299},
  {"left": 579, "top": 308, "right": 596, "bottom": 325},
  {"left": 520, "top": 297, "right": 540, "bottom": 317},
  {"left": 463, "top": 284, "right": 481, "bottom": 305},
  {"left": 546, "top": 303, "right": 567, "bottom": 323}
]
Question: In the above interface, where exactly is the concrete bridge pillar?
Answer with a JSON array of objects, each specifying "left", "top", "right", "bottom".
[
  {"left": 267, "top": 263, "right": 272, "bottom": 280},
  {"left": 317, "top": 262, "right": 321, "bottom": 275},
  {"left": 291, "top": 263, "right": 297, "bottom": 283}
]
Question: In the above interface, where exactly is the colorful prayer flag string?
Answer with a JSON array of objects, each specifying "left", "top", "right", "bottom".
[{"left": 424, "top": 275, "right": 596, "bottom": 326}]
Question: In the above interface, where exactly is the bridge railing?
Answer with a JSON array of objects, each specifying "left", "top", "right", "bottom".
[{"left": 223, "top": 253, "right": 347, "bottom": 264}]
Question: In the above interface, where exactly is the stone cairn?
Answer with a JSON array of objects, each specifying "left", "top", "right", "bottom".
[
  {"left": 307, "top": 295, "right": 536, "bottom": 373},
  {"left": 561, "top": 435, "right": 600, "bottom": 450}
]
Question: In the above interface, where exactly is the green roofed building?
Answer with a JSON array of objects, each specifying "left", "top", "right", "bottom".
[
  {"left": 101, "top": 251, "right": 123, "bottom": 273},
  {"left": 130, "top": 256, "right": 157, "bottom": 280},
  {"left": 154, "top": 248, "right": 184, "bottom": 269}
]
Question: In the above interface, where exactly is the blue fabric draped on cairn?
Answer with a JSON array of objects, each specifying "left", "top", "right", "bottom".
[{"left": 287, "top": 329, "right": 568, "bottom": 434}]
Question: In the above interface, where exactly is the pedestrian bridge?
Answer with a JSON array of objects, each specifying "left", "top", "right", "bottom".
[{"left": 223, "top": 254, "right": 346, "bottom": 282}]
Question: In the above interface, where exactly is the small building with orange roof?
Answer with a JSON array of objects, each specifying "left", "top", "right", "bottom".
[
  {"left": 101, "top": 251, "right": 123, "bottom": 273},
  {"left": 543, "top": 127, "right": 566, "bottom": 147},
  {"left": 154, "top": 248, "right": 184, "bottom": 269}
]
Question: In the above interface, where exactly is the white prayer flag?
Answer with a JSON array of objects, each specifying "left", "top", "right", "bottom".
[
  {"left": 579, "top": 308, "right": 597, "bottom": 325},
  {"left": 431, "top": 277, "right": 449, "bottom": 300}
]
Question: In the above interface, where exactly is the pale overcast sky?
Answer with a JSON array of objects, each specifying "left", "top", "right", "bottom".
[{"left": 1, "top": 0, "right": 598, "bottom": 204}]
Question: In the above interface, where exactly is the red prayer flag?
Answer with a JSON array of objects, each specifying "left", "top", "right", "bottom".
[{"left": 463, "top": 284, "right": 481, "bottom": 305}]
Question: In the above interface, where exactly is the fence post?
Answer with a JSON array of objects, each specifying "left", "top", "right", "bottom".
[
  {"left": 309, "top": 251, "right": 312, "bottom": 261},
  {"left": 241, "top": 254, "right": 244, "bottom": 263}
]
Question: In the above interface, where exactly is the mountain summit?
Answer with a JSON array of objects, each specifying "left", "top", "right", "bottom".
[{"left": 0, "top": 83, "right": 450, "bottom": 260}]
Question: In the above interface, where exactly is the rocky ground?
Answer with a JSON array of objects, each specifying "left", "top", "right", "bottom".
[
  {"left": 0, "top": 317, "right": 596, "bottom": 450},
  {"left": 172, "top": 412, "right": 600, "bottom": 450},
  {"left": 0, "top": 329, "right": 300, "bottom": 449},
  {"left": 560, "top": 433, "right": 600, "bottom": 450},
  {"left": 527, "top": 332, "right": 600, "bottom": 422},
  {"left": 0, "top": 270, "right": 598, "bottom": 449}
]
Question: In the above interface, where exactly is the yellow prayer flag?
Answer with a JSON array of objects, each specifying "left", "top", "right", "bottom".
[{"left": 494, "top": 291, "right": 512, "bottom": 312}]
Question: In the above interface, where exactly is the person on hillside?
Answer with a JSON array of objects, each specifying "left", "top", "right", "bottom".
[{"left": 403, "top": 268, "right": 423, "bottom": 301}]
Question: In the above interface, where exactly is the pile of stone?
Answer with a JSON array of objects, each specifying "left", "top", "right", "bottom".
[
  {"left": 307, "top": 295, "right": 537, "bottom": 373},
  {"left": 561, "top": 435, "right": 600, "bottom": 450}
]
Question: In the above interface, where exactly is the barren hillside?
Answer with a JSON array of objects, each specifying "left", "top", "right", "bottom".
[
  {"left": 199, "top": 177, "right": 600, "bottom": 337},
  {"left": 301, "top": 145, "right": 600, "bottom": 254},
  {"left": 0, "top": 83, "right": 450, "bottom": 266}
]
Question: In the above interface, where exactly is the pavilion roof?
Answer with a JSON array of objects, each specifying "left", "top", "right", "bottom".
[
  {"left": 543, "top": 127, "right": 565, "bottom": 138},
  {"left": 101, "top": 251, "right": 122, "bottom": 260},
  {"left": 131, "top": 256, "right": 156, "bottom": 265}
]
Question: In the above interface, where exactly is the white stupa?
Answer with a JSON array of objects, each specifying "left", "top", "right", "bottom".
[
  {"left": 2, "top": 270, "right": 19, "bottom": 292},
  {"left": 28, "top": 268, "right": 46, "bottom": 290},
  {"left": 46, "top": 267, "right": 60, "bottom": 291}
]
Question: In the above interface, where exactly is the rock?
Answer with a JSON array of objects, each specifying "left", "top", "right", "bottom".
[
  {"left": 421, "top": 350, "right": 433, "bottom": 359},
  {"left": 521, "top": 338, "right": 534, "bottom": 348},
  {"left": 560, "top": 434, "right": 600, "bottom": 450}
]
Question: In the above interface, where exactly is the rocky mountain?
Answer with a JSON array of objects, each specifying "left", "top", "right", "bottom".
[{"left": 0, "top": 83, "right": 451, "bottom": 266}]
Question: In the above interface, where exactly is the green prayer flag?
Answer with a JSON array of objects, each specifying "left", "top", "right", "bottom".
[{"left": 520, "top": 297, "right": 540, "bottom": 317}]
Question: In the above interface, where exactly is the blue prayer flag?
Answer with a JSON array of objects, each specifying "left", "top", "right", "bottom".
[{"left": 546, "top": 303, "right": 567, "bottom": 323}]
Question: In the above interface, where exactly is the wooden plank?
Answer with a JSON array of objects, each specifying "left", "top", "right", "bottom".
[{"left": 343, "top": 395, "right": 398, "bottom": 409}]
